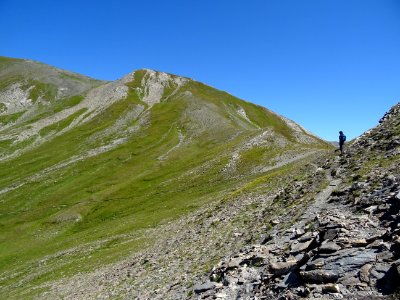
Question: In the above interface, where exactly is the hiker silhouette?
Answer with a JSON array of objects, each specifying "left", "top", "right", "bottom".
[{"left": 339, "top": 131, "right": 346, "bottom": 155}]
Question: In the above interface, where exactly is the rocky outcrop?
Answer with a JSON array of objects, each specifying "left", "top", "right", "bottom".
[{"left": 193, "top": 103, "right": 400, "bottom": 299}]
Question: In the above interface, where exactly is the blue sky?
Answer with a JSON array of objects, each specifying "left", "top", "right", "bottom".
[{"left": 1, "top": 0, "right": 399, "bottom": 141}]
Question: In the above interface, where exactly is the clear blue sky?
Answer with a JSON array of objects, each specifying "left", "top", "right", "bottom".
[{"left": 1, "top": 0, "right": 399, "bottom": 141}]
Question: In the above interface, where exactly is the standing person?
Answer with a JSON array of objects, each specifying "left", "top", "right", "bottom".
[{"left": 339, "top": 131, "right": 346, "bottom": 155}]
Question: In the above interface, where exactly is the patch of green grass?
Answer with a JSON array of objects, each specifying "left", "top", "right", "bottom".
[
  {"left": 58, "top": 72, "right": 106, "bottom": 87},
  {"left": 0, "top": 98, "right": 244, "bottom": 292},
  {"left": 0, "top": 139, "right": 13, "bottom": 149},
  {"left": 54, "top": 95, "right": 85, "bottom": 112},
  {"left": 24, "top": 80, "right": 57, "bottom": 103},
  {"left": 15, "top": 95, "right": 85, "bottom": 128},
  {"left": 0, "top": 103, "right": 6, "bottom": 113},
  {"left": 236, "top": 146, "right": 292, "bottom": 173},
  {"left": 0, "top": 74, "right": 24, "bottom": 90},
  {"left": 0, "top": 111, "right": 25, "bottom": 125}
]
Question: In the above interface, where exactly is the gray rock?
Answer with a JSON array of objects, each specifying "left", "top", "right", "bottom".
[
  {"left": 319, "top": 242, "right": 342, "bottom": 253},
  {"left": 194, "top": 282, "right": 215, "bottom": 294},
  {"left": 326, "top": 223, "right": 345, "bottom": 230},
  {"left": 298, "top": 232, "right": 315, "bottom": 242},
  {"left": 393, "top": 259, "right": 400, "bottom": 277},
  {"left": 293, "top": 228, "right": 305, "bottom": 239},
  {"left": 276, "top": 271, "right": 300, "bottom": 289},
  {"left": 295, "top": 251, "right": 311, "bottom": 265},
  {"left": 227, "top": 257, "right": 241, "bottom": 269},
  {"left": 323, "top": 228, "right": 339, "bottom": 241},
  {"left": 369, "top": 263, "right": 391, "bottom": 281},
  {"left": 376, "top": 251, "right": 394, "bottom": 262},
  {"left": 258, "top": 234, "right": 271, "bottom": 245},
  {"left": 366, "top": 232, "right": 386, "bottom": 243},
  {"left": 322, "top": 248, "right": 377, "bottom": 275},
  {"left": 339, "top": 273, "right": 365, "bottom": 286},
  {"left": 366, "top": 239, "right": 384, "bottom": 249},
  {"left": 290, "top": 238, "right": 314, "bottom": 253}
]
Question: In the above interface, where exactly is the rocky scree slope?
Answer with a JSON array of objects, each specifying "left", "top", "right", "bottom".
[
  {"left": 194, "top": 103, "right": 400, "bottom": 299},
  {"left": 0, "top": 57, "right": 331, "bottom": 298}
]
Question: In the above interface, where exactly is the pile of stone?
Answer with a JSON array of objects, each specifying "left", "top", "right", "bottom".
[
  {"left": 352, "top": 102, "right": 400, "bottom": 158},
  {"left": 193, "top": 188, "right": 399, "bottom": 299}
]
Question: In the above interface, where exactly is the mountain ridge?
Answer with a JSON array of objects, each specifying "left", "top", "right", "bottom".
[{"left": 12, "top": 57, "right": 400, "bottom": 299}]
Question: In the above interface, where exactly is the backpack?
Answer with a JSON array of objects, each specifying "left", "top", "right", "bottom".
[{"left": 340, "top": 134, "right": 346, "bottom": 142}]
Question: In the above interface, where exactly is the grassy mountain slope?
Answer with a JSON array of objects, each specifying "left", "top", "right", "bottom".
[{"left": 0, "top": 57, "right": 332, "bottom": 298}]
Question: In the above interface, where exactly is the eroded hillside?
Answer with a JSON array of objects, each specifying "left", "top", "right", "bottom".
[{"left": 0, "top": 57, "right": 331, "bottom": 299}]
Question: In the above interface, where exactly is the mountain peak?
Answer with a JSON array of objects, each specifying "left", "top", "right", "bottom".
[{"left": 0, "top": 56, "right": 335, "bottom": 299}]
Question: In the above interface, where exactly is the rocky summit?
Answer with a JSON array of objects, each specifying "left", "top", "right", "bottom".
[{"left": 0, "top": 56, "right": 399, "bottom": 299}]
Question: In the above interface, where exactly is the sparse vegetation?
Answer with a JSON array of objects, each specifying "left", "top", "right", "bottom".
[
  {"left": 0, "top": 103, "right": 6, "bottom": 113},
  {"left": 39, "top": 108, "right": 87, "bottom": 136}
]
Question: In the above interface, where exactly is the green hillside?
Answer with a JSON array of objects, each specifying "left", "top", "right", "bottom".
[{"left": 0, "top": 57, "right": 332, "bottom": 298}]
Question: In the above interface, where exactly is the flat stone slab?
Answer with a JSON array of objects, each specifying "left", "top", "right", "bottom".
[
  {"left": 270, "top": 260, "right": 297, "bottom": 275},
  {"left": 194, "top": 282, "right": 215, "bottom": 294},
  {"left": 290, "top": 238, "right": 314, "bottom": 253},
  {"left": 323, "top": 248, "right": 377, "bottom": 275},
  {"left": 319, "top": 242, "right": 342, "bottom": 253}
]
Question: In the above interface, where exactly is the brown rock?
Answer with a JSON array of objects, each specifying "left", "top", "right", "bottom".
[
  {"left": 306, "top": 258, "right": 325, "bottom": 270},
  {"left": 340, "top": 276, "right": 368, "bottom": 287},
  {"left": 359, "top": 264, "right": 372, "bottom": 283},
  {"left": 351, "top": 239, "right": 368, "bottom": 247},
  {"left": 300, "top": 270, "right": 339, "bottom": 283},
  {"left": 271, "top": 219, "right": 280, "bottom": 225},
  {"left": 322, "top": 283, "right": 340, "bottom": 293},
  {"left": 270, "top": 260, "right": 297, "bottom": 275}
]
